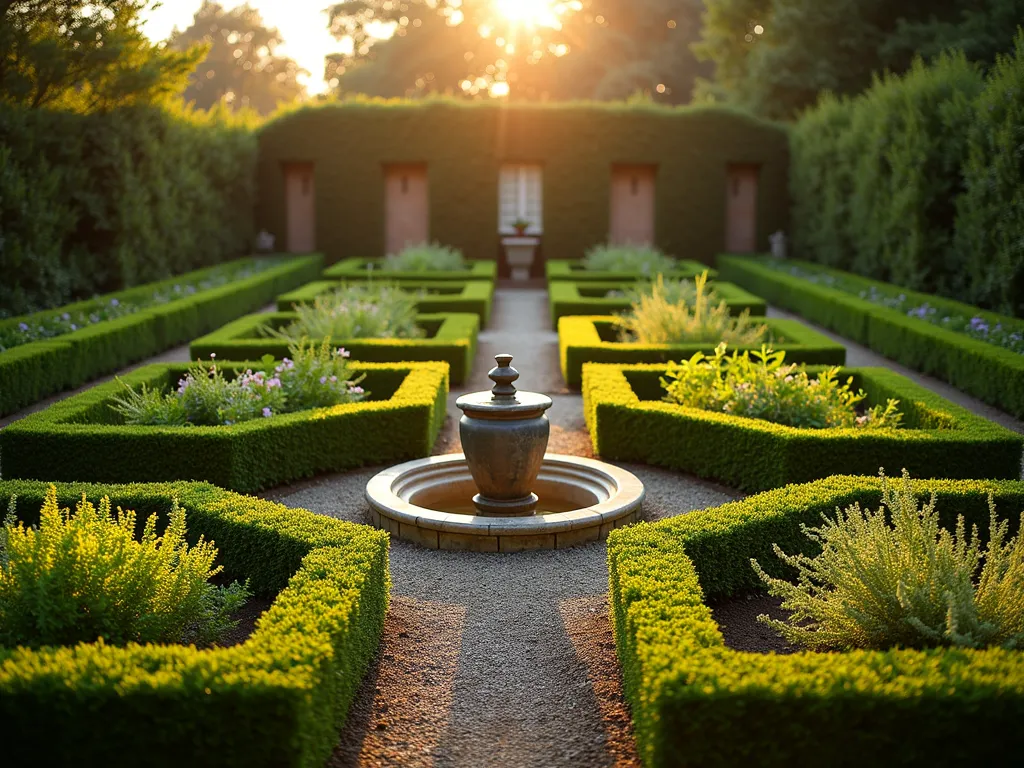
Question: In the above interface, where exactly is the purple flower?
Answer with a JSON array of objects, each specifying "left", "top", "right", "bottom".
[
  {"left": 110, "top": 298, "right": 120, "bottom": 307},
  {"left": 337, "top": 347, "right": 351, "bottom": 359},
  {"left": 61, "top": 313, "right": 70, "bottom": 321},
  {"left": 320, "top": 376, "right": 328, "bottom": 384},
  {"left": 17, "top": 322, "right": 28, "bottom": 332},
  {"left": 267, "top": 377, "right": 281, "bottom": 388},
  {"left": 70, "top": 324, "right": 77, "bottom": 331},
  {"left": 262, "top": 407, "right": 272, "bottom": 418},
  {"left": 348, "top": 385, "right": 365, "bottom": 395},
  {"left": 329, "top": 375, "right": 338, "bottom": 383}
]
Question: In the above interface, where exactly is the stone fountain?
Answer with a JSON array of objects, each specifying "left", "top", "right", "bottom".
[{"left": 365, "top": 354, "right": 645, "bottom": 551}]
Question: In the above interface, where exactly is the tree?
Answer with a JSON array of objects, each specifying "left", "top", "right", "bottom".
[
  {"left": 168, "top": 1, "right": 305, "bottom": 114},
  {"left": 0, "top": 0, "right": 201, "bottom": 111}
]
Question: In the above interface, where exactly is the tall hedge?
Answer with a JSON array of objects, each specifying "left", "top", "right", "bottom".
[
  {"left": 791, "top": 32, "right": 1024, "bottom": 314},
  {"left": 256, "top": 100, "right": 790, "bottom": 267},
  {"left": 0, "top": 103, "right": 256, "bottom": 316}
]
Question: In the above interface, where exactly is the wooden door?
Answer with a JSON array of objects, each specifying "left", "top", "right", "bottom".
[
  {"left": 384, "top": 164, "right": 429, "bottom": 255},
  {"left": 726, "top": 164, "right": 759, "bottom": 253},
  {"left": 284, "top": 163, "right": 315, "bottom": 253},
  {"left": 609, "top": 165, "right": 656, "bottom": 245}
]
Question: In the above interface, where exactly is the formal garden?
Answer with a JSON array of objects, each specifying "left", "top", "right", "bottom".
[{"left": 3, "top": 2, "right": 1024, "bottom": 767}]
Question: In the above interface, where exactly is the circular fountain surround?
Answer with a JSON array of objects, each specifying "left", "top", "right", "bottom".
[{"left": 365, "top": 453, "right": 645, "bottom": 552}]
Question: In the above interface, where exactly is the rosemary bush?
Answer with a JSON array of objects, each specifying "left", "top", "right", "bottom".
[
  {"left": 617, "top": 272, "right": 769, "bottom": 345},
  {"left": 661, "top": 343, "right": 903, "bottom": 429},
  {"left": 582, "top": 244, "right": 675, "bottom": 275},
  {"left": 112, "top": 339, "right": 366, "bottom": 426},
  {"left": 382, "top": 242, "right": 465, "bottom": 271},
  {"left": 0, "top": 486, "right": 249, "bottom": 648},
  {"left": 268, "top": 282, "right": 425, "bottom": 342},
  {"left": 753, "top": 470, "right": 1024, "bottom": 651}
]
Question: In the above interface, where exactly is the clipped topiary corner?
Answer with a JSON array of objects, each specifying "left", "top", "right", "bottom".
[
  {"left": 608, "top": 475, "right": 1024, "bottom": 767},
  {"left": 557, "top": 316, "right": 842, "bottom": 387},
  {"left": 583, "top": 361, "right": 1023, "bottom": 491},
  {"left": 0, "top": 361, "right": 449, "bottom": 493},
  {"left": 189, "top": 311, "right": 479, "bottom": 384},
  {"left": 545, "top": 258, "right": 717, "bottom": 283},
  {"left": 323, "top": 256, "right": 497, "bottom": 282},
  {"left": 0, "top": 479, "right": 389, "bottom": 768}
]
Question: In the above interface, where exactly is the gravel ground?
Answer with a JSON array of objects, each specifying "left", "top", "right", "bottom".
[{"left": 709, "top": 593, "right": 796, "bottom": 655}]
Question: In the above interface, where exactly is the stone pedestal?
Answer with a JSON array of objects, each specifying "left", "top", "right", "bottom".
[{"left": 502, "top": 236, "right": 540, "bottom": 281}]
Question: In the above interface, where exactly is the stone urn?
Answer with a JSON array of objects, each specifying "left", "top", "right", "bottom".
[{"left": 455, "top": 354, "right": 552, "bottom": 515}]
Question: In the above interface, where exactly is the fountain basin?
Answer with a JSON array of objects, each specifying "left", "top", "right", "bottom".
[{"left": 365, "top": 453, "right": 645, "bottom": 551}]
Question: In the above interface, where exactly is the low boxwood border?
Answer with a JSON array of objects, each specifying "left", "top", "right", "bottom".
[
  {"left": 0, "top": 255, "right": 323, "bottom": 418},
  {"left": 608, "top": 475, "right": 1024, "bottom": 767},
  {"left": 323, "top": 256, "right": 497, "bottom": 282},
  {"left": 0, "top": 479, "right": 388, "bottom": 768},
  {"left": 559, "top": 316, "right": 845, "bottom": 387},
  {"left": 0, "top": 361, "right": 449, "bottom": 493},
  {"left": 548, "top": 280, "right": 766, "bottom": 325},
  {"left": 276, "top": 279, "right": 494, "bottom": 326},
  {"left": 190, "top": 311, "right": 479, "bottom": 384},
  {"left": 583, "top": 362, "right": 1023, "bottom": 491},
  {"left": 718, "top": 254, "right": 1024, "bottom": 418},
  {"left": 545, "top": 258, "right": 717, "bottom": 283}
]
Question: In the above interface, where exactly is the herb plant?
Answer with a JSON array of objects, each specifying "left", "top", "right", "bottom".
[
  {"left": 381, "top": 242, "right": 466, "bottom": 272},
  {"left": 111, "top": 338, "right": 367, "bottom": 427},
  {"left": 661, "top": 343, "right": 903, "bottom": 429},
  {"left": 617, "top": 272, "right": 769, "bottom": 345},
  {"left": 0, "top": 486, "right": 250, "bottom": 648},
  {"left": 582, "top": 244, "right": 675, "bottom": 275},
  {"left": 266, "top": 282, "right": 425, "bottom": 343},
  {"left": 752, "top": 470, "right": 1024, "bottom": 651}
]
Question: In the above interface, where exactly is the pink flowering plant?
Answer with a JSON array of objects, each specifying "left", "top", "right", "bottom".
[
  {"left": 660, "top": 343, "right": 903, "bottom": 429},
  {"left": 111, "top": 338, "right": 367, "bottom": 426}
]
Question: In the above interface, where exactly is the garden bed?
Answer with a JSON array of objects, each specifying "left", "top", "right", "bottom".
[
  {"left": 323, "top": 256, "right": 497, "bottom": 282},
  {"left": 559, "top": 316, "right": 844, "bottom": 387},
  {"left": 583, "top": 362, "right": 1023, "bottom": 491},
  {"left": 190, "top": 311, "right": 479, "bottom": 384},
  {"left": 276, "top": 279, "right": 494, "bottom": 326},
  {"left": 546, "top": 258, "right": 717, "bottom": 283},
  {"left": 0, "top": 479, "right": 389, "bottom": 768},
  {"left": 718, "top": 255, "right": 1024, "bottom": 418},
  {"left": 608, "top": 475, "right": 1024, "bottom": 767},
  {"left": 0, "top": 254, "right": 323, "bottom": 417},
  {"left": 0, "top": 361, "right": 448, "bottom": 493},
  {"left": 549, "top": 280, "right": 766, "bottom": 325}
]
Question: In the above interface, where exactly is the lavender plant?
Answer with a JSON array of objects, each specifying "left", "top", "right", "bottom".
[
  {"left": 582, "top": 244, "right": 675, "bottom": 275},
  {"left": 381, "top": 242, "right": 466, "bottom": 271},
  {"left": 112, "top": 339, "right": 366, "bottom": 427},
  {"left": 661, "top": 343, "right": 903, "bottom": 429},
  {"left": 752, "top": 470, "right": 1024, "bottom": 651}
]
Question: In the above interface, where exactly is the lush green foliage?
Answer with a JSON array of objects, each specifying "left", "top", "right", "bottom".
[
  {"left": 791, "top": 33, "right": 1024, "bottom": 315},
  {"left": 754, "top": 471, "right": 1024, "bottom": 652},
  {"left": 0, "top": 486, "right": 248, "bottom": 648},
  {"left": 269, "top": 282, "right": 426, "bottom": 342},
  {"left": 719, "top": 255, "right": 1024, "bottom": 418},
  {"left": 323, "top": 257, "right": 497, "bottom": 282},
  {"left": 382, "top": 242, "right": 466, "bottom": 271},
  {"left": 112, "top": 340, "right": 366, "bottom": 426},
  {"left": 661, "top": 343, "right": 902, "bottom": 429},
  {"left": 607, "top": 475, "right": 1024, "bottom": 767},
  {"left": 616, "top": 272, "right": 768, "bottom": 345},
  {"left": 582, "top": 244, "right": 674, "bottom": 276},
  {"left": 0, "top": 479, "right": 389, "bottom": 768}
]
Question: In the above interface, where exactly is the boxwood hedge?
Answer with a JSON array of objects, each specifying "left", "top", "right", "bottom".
[
  {"left": 0, "top": 255, "right": 323, "bottom": 418},
  {"left": 548, "top": 280, "right": 766, "bottom": 326},
  {"left": 276, "top": 279, "right": 494, "bottom": 326},
  {"left": 323, "top": 257, "right": 497, "bottom": 282},
  {"left": 0, "top": 479, "right": 389, "bottom": 768},
  {"left": 583, "top": 362, "right": 1023, "bottom": 491},
  {"left": 545, "top": 258, "right": 717, "bottom": 283},
  {"left": 718, "top": 255, "right": 1024, "bottom": 418},
  {"left": 190, "top": 311, "right": 479, "bottom": 384},
  {"left": 608, "top": 475, "right": 1024, "bottom": 767},
  {"left": 0, "top": 361, "right": 448, "bottom": 493},
  {"left": 559, "top": 316, "right": 844, "bottom": 387}
]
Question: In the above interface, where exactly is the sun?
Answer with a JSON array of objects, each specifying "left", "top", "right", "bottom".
[{"left": 493, "top": 0, "right": 563, "bottom": 29}]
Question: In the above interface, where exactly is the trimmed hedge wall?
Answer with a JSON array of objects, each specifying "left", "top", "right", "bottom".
[
  {"left": 559, "top": 316, "right": 844, "bottom": 387},
  {"left": 718, "top": 254, "right": 1024, "bottom": 418},
  {"left": 583, "top": 362, "right": 1022, "bottom": 491},
  {"left": 548, "top": 280, "right": 765, "bottom": 326},
  {"left": 276, "top": 279, "right": 494, "bottom": 326},
  {"left": 0, "top": 361, "right": 449, "bottom": 493},
  {"left": 0, "top": 255, "right": 323, "bottom": 418},
  {"left": 257, "top": 102, "right": 789, "bottom": 267},
  {"left": 545, "top": 259, "right": 717, "bottom": 282},
  {"left": 190, "top": 311, "right": 479, "bottom": 384},
  {"left": 608, "top": 475, "right": 1024, "bottom": 768},
  {"left": 323, "top": 257, "right": 497, "bottom": 282},
  {"left": 0, "top": 479, "right": 388, "bottom": 768}
]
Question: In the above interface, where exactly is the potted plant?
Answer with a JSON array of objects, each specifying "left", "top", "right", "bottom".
[{"left": 512, "top": 217, "right": 532, "bottom": 236}]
